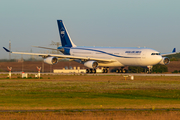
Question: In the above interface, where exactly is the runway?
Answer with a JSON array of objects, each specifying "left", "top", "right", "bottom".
[
  {"left": 1, "top": 72, "right": 180, "bottom": 76},
  {"left": 92, "top": 73, "right": 180, "bottom": 76}
]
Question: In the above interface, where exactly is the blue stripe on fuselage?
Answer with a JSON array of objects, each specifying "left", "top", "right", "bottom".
[{"left": 61, "top": 47, "right": 141, "bottom": 58}]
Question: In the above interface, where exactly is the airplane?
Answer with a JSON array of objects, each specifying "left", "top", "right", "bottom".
[{"left": 3, "top": 20, "right": 177, "bottom": 73}]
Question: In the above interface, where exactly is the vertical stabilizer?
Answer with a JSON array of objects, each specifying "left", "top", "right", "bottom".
[{"left": 57, "top": 20, "right": 76, "bottom": 47}]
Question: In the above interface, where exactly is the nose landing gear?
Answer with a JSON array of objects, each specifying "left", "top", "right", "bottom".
[{"left": 147, "top": 66, "right": 153, "bottom": 74}]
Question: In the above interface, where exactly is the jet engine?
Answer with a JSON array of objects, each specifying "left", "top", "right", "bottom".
[
  {"left": 84, "top": 61, "right": 98, "bottom": 69},
  {"left": 159, "top": 57, "right": 170, "bottom": 65},
  {"left": 44, "top": 57, "right": 58, "bottom": 65}
]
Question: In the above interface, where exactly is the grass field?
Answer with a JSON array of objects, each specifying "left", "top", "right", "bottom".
[
  {"left": 0, "top": 75, "right": 180, "bottom": 119},
  {"left": 0, "top": 111, "right": 180, "bottom": 120}
]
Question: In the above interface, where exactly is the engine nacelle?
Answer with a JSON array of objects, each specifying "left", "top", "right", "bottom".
[
  {"left": 44, "top": 57, "right": 58, "bottom": 65},
  {"left": 159, "top": 57, "right": 170, "bottom": 65},
  {"left": 84, "top": 61, "right": 98, "bottom": 69}
]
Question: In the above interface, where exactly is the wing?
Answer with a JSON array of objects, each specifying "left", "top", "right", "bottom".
[
  {"left": 161, "top": 48, "right": 177, "bottom": 56},
  {"left": 3, "top": 47, "right": 116, "bottom": 62}
]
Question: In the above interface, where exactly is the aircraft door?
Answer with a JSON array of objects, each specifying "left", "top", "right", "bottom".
[{"left": 138, "top": 50, "right": 146, "bottom": 66}]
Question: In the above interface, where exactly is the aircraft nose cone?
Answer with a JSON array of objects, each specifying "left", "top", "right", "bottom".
[
  {"left": 158, "top": 56, "right": 163, "bottom": 62},
  {"left": 150, "top": 55, "right": 162, "bottom": 65}
]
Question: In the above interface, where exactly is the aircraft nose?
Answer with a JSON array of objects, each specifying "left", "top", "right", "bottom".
[
  {"left": 150, "top": 55, "right": 162, "bottom": 65},
  {"left": 160, "top": 55, "right": 163, "bottom": 60},
  {"left": 157, "top": 55, "right": 163, "bottom": 63}
]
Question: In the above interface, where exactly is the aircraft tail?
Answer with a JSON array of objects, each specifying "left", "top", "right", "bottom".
[{"left": 57, "top": 20, "right": 76, "bottom": 47}]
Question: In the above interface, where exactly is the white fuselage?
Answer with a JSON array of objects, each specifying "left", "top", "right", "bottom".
[{"left": 68, "top": 47, "right": 162, "bottom": 67}]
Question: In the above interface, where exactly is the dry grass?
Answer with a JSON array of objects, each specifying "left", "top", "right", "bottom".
[{"left": 0, "top": 111, "right": 180, "bottom": 120}]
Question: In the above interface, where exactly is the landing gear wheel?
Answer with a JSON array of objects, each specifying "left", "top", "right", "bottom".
[
  {"left": 102, "top": 67, "right": 108, "bottom": 73},
  {"left": 103, "top": 69, "right": 106, "bottom": 73},
  {"left": 90, "top": 69, "right": 93, "bottom": 73},
  {"left": 106, "top": 69, "right": 108, "bottom": 73},
  {"left": 147, "top": 66, "right": 153, "bottom": 74},
  {"left": 123, "top": 69, "right": 126, "bottom": 73},
  {"left": 92, "top": 69, "right": 96, "bottom": 73},
  {"left": 87, "top": 69, "right": 96, "bottom": 74},
  {"left": 86, "top": 69, "right": 89, "bottom": 73}
]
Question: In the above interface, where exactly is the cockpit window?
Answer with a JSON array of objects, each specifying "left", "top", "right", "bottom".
[{"left": 151, "top": 53, "right": 160, "bottom": 55}]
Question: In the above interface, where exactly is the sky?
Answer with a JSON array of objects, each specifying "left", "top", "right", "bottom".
[{"left": 0, "top": 0, "right": 180, "bottom": 59}]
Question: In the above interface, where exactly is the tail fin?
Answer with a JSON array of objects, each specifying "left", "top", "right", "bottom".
[{"left": 57, "top": 20, "right": 76, "bottom": 47}]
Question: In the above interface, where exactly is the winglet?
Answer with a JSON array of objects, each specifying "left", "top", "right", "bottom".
[
  {"left": 172, "top": 48, "right": 176, "bottom": 53},
  {"left": 3, "top": 47, "right": 11, "bottom": 53}
]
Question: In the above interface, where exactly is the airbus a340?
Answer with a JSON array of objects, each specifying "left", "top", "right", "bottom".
[{"left": 3, "top": 20, "right": 176, "bottom": 73}]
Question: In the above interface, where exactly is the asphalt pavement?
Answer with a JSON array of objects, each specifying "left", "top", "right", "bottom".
[{"left": 1, "top": 72, "right": 180, "bottom": 76}]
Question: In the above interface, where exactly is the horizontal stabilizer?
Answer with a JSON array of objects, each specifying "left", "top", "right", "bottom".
[{"left": 33, "top": 46, "right": 59, "bottom": 51}]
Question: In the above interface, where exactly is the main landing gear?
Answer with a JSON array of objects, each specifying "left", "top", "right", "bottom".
[
  {"left": 116, "top": 67, "right": 128, "bottom": 73},
  {"left": 102, "top": 67, "right": 109, "bottom": 73},
  {"left": 86, "top": 69, "right": 96, "bottom": 73},
  {"left": 86, "top": 67, "right": 109, "bottom": 73}
]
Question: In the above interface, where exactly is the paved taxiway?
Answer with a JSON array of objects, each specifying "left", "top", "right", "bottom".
[
  {"left": 1, "top": 72, "right": 180, "bottom": 76},
  {"left": 92, "top": 73, "right": 180, "bottom": 76}
]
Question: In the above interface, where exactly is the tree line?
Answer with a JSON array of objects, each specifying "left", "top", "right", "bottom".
[{"left": 128, "top": 64, "right": 168, "bottom": 73}]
